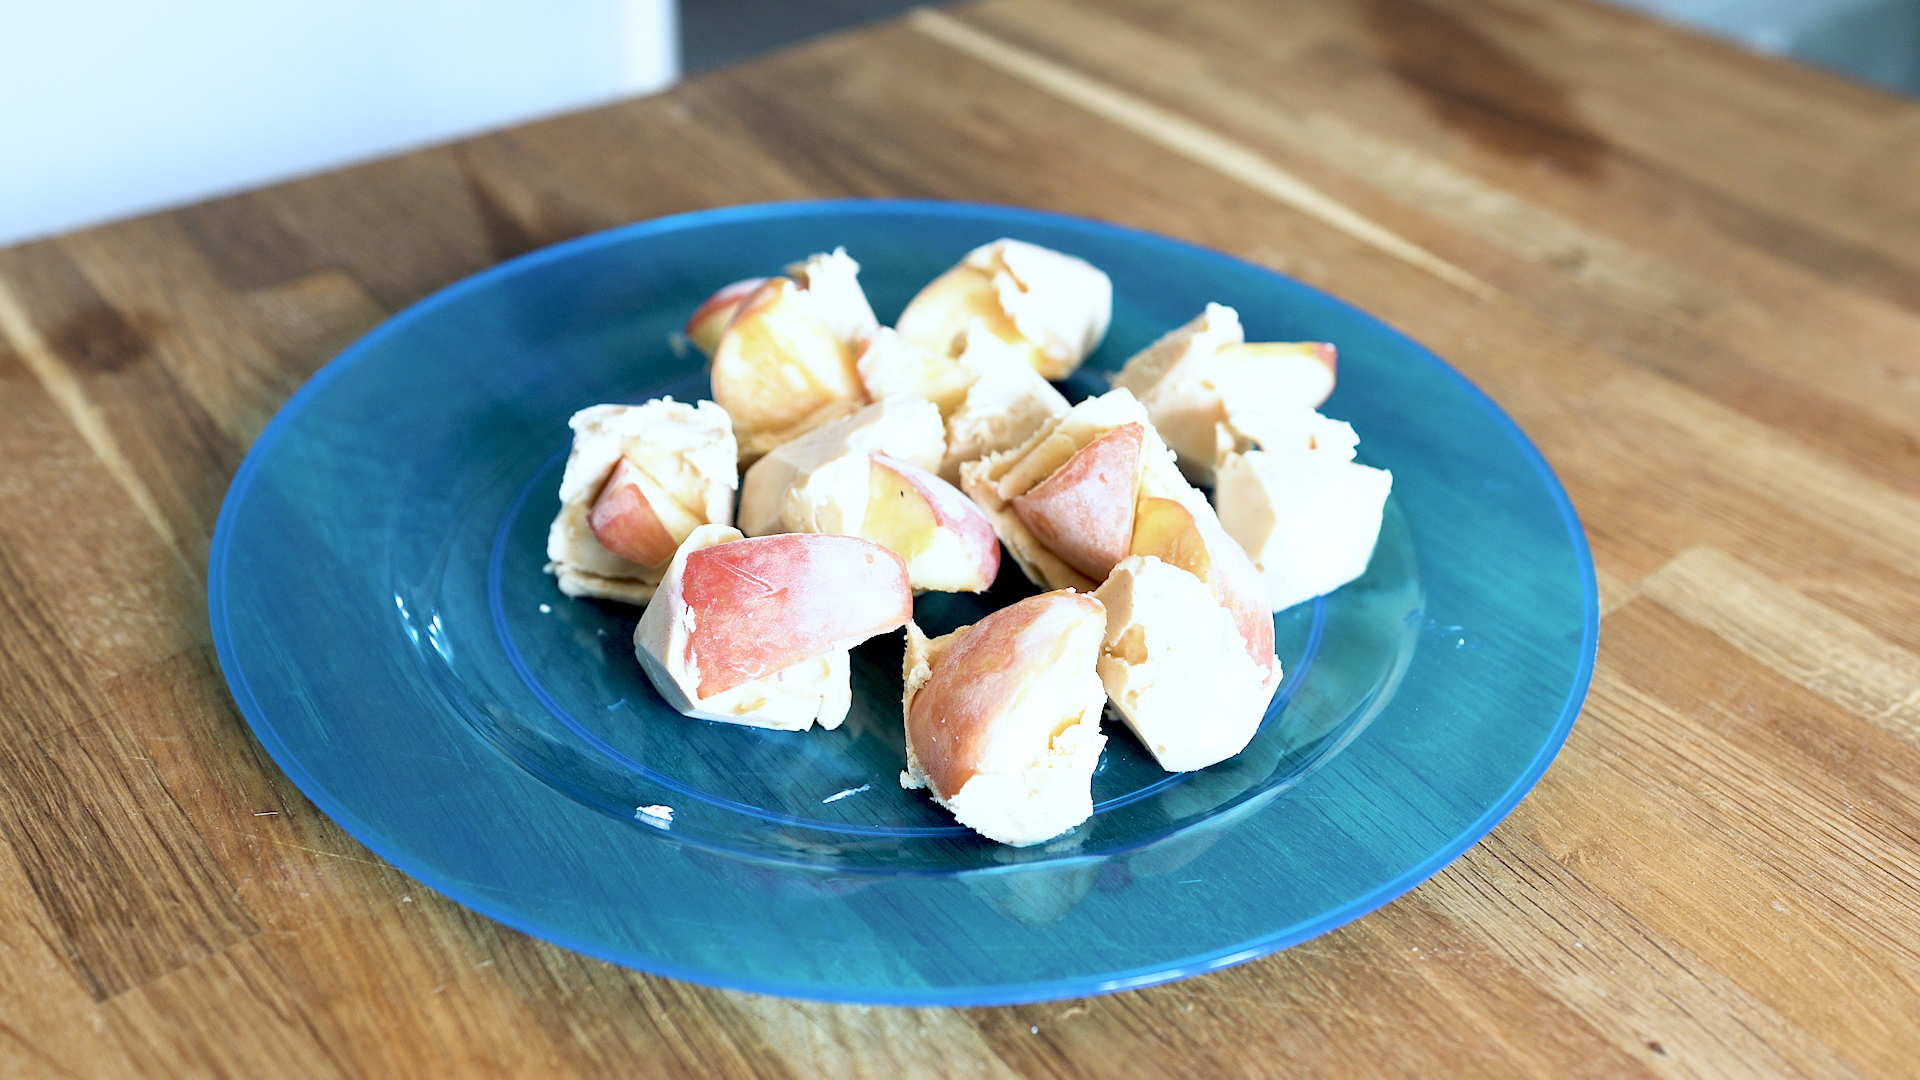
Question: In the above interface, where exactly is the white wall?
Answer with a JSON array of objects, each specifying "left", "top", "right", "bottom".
[{"left": 0, "top": 0, "right": 678, "bottom": 247}]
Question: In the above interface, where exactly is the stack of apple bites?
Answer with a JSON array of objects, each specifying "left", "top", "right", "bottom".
[{"left": 543, "top": 239, "right": 1392, "bottom": 847}]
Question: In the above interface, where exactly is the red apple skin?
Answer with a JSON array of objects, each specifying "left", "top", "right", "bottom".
[
  {"left": 685, "top": 277, "right": 767, "bottom": 355},
  {"left": 868, "top": 454, "right": 1000, "bottom": 591},
  {"left": 907, "top": 591, "right": 1105, "bottom": 797},
  {"left": 680, "top": 533, "right": 911, "bottom": 699},
  {"left": 1209, "top": 525, "right": 1276, "bottom": 677},
  {"left": 1010, "top": 423, "right": 1145, "bottom": 583},
  {"left": 1299, "top": 342, "right": 1337, "bottom": 410},
  {"left": 1311, "top": 342, "right": 1337, "bottom": 380},
  {"left": 588, "top": 458, "right": 678, "bottom": 567}
]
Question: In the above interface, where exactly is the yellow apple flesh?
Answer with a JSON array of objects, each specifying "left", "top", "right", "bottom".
[
  {"left": 895, "top": 264, "right": 1028, "bottom": 361},
  {"left": 1129, "top": 497, "right": 1213, "bottom": 584},
  {"left": 709, "top": 277, "right": 865, "bottom": 459},
  {"left": 854, "top": 328, "right": 976, "bottom": 418},
  {"left": 861, "top": 454, "right": 1000, "bottom": 593}
]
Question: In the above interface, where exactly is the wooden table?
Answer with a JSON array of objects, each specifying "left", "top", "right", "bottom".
[{"left": 4, "top": 0, "right": 1918, "bottom": 1074}]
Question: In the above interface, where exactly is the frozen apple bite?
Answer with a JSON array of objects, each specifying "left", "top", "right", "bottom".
[
  {"left": 685, "top": 248, "right": 878, "bottom": 357},
  {"left": 854, "top": 327, "right": 976, "bottom": 419},
  {"left": 546, "top": 399, "right": 737, "bottom": 605},
  {"left": 855, "top": 324, "right": 1071, "bottom": 485},
  {"left": 901, "top": 591, "right": 1110, "bottom": 846},
  {"left": 963, "top": 388, "right": 1283, "bottom": 770},
  {"left": 938, "top": 324, "right": 1072, "bottom": 483},
  {"left": 1095, "top": 497, "right": 1281, "bottom": 771},
  {"left": 738, "top": 396, "right": 946, "bottom": 536},
  {"left": 634, "top": 525, "right": 912, "bottom": 731},
  {"left": 960, "top": 388, "right": 1187, "bottom": 593},
  {"left": 1111, "top": 303, "right": 1336, "bottom": 483},
  {"left": 1214, "top": 409, "right": 1393, "bottom": 612},
  {"left": 692, "top": 248, "right": 881, "bottom": 465},
  {"left": 684, "top": 278, "right": 766, "bottom": 356},
  {"left": 895, "top": 239, "right": 1113, "bottom": 380},
  {"left": 736, "top": 398, "right": 999, "bottom": 592}
]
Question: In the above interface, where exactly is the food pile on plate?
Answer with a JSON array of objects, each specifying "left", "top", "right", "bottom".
[{"left": 545, "top": 240, "right": 1393, "bottom": 847}]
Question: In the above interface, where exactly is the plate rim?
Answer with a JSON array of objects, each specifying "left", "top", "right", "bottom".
[{"left": 208, "top": 197, "right": 1600, "bottom": 1005}]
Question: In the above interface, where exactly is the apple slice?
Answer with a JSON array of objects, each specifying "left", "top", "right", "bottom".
[
  {"left": 983, "top": 239, "right": 1112, "bottom": 378},
  {"left": 1009, "top": 422, "right": 1145, "bottom": 582},
  {"left": 900, "top": 591, "right": 1109, "bottom": 846},
  {"left": 961, "top": 387, "right": 1183, "bottom": 593},
  {"left": 679, "top": 533, "right": 911, "bottom": 699},
  {"left": 896, "top": 262, "right": 1018, "bottom": 359},
  {"left": 1111, "top": 303, "right": 1338, "bottom": 482},
  {"left": 732, "top": 397, "right": 992, "bottom": 593},
  {"left": 1128, "top": 496, "right": 1274, "bottom": 676},
  {"left": 862, "top": 454, "right": 999, "bottom": 593},
  {"left": 1208, "top": 341, "right": 1336, "bottom": 413},
  {"left": 1129, "top": 496, "right": 1213, "bottom": 583},
  {"left": 736, "top": 397, "right": 947, "bottom": 539},
  {"left": 710, "top": 277, "right": 866, "bottom": 464},
  {"left": 589, "top": 457, "right": 689, "bottom": 568},
  {"left": 1215, "top": 448, "right": 1392, "bottom": 612},
  {"left": 684, "top": 277, "right": 767, "bottom": 357},
  {"left": 896, "top": 239, "right": 1112, "bottom": 379},
  {"left": 1205, "top": 517, "right": 1279, "bottom": 678},
  {"left": 547, "top": 399, "right": 738, "bottom": 606},
  {"left": 1094, "top": 556, "right": 1279, "bottom": 772},
  {"left": 688, "top": 249, "right": 876, "bottom": 359},
  {"left": 634, "top": 526, "right": 912, "bottom": 730}
]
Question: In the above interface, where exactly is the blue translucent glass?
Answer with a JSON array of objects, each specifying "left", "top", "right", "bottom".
[{"left": 210, "top": 200, "right": 1596, "bottom": 1004}]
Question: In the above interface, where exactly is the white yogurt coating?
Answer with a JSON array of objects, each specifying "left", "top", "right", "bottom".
[
  {"left": 1215, "top": 408, "right": 1359, "bottom": 461},
  {"left": 895, "top": 238, "right": 1113, "bottom": 380},
  {"left": 855, "top": 326, "right": 976, "bottom": 417},
  {"left": 1213, "top": 426, "right": 1392, "bottom": 612},
  {"left": 736, "top": 396, "right": 946, "bottom": 538},
  {"left": 785, "top": 246, "right": 879, "bottom": 349},
  {"left": 1094, "top": 555, "right": 1280, "bottom": 771},
  {"left": 1112, "top": 302, "right": 1338, "bottom": 483},
  {"left": 938, "top": 322, "right": 1070, "bottom": 483},
  {"left": 1110, "top": 302, "right": 1245, "bottom": 481},
  {"left": 972, "top": 239, "right": 1113, "bottom": 377}
]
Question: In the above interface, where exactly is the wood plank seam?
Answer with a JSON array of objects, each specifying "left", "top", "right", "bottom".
[
  {"left": 0, "top": 279, "right": 195, "bottom": 582},
  {"left": 1443, "top": 816, "right": 1879, "bottom": 1076},
  {"left": 908, "top": 8, "right": 1502, "bottom": 301},
  {"left": 975, "top": 0, "right": 1704, "bottom": 310},
  {"left": 1639, "top": 544, "right": 1920, "bottom": 747}
]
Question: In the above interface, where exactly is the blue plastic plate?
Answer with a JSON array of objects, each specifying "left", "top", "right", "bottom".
[{"left": 209, "top": 200, "right": 1596, "bottom": 1005}]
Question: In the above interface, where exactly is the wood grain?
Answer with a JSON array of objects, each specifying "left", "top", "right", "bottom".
[
  {"left": 0, "top": 716, "right": 257, "bottom": 1001},
  {"left": 2, "top": 0, "right": 1918, "bottom": 1074}
]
